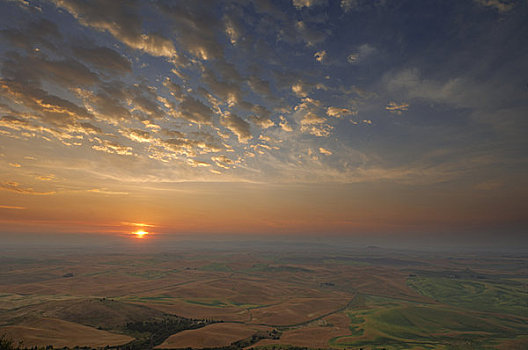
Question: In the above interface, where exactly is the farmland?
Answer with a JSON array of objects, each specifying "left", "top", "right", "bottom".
[{"left": 0, "top": 242, "right": 526, "bottom": 349}]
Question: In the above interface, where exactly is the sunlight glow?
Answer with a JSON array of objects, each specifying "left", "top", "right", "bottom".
[{"left": 132, "top": 230, "right": 149, "bottom": 238}]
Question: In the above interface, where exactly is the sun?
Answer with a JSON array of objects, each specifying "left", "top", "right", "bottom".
[{"left": 132, "top": 230, "right": 149, "bottom": 238}]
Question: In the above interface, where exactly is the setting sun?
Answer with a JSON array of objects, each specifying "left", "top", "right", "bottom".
[{"left": 132, "top": 230, "right": 148, "bottom": 238}]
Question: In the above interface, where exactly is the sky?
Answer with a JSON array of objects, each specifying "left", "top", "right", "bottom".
[{"left": 0, "top": 0, "right": 527, "bottom": 243}]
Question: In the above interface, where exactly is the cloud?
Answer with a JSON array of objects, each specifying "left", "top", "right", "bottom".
[
  {"left": 73, "top": 46, "right": 131, "bottom": 73},
  {"left": 79, "top": 122, "right": 101, "bottom": 134},
  {"left": 152, "top": 131, "right": 223, "bottom": 160},
  {"left": 0, "top": 205, "right": 26, "bottom": 210},
  {"left": 52, "top": 0, "right": 176, "bottom": 57},
  {"left": 126, "top": 85, "right": 165, "bottom": 120},
  {"left": 0, "top": 19, "right": 61, "bottom": 51},
  {"left": 224, "top": 15, "right": 242, "bottom": 45},
  {"left": 385, "top": 101, "right": 409, "bottom": 115},
  {"left": 292, "top": 0, "right": 328, "bottom": 10},
  {"left": 319, "top": 147, "right": 332, "bottom": 155},
  {"left": 294, "top": 20, "right": 328, "bottom": 46},
  {"left": 160, "top": 128, "right": 185, "bottom": 139},
  {"left": 0, "top": 115, "right": 84, "bottom": 144},
  {"left": 159, "top": 1, "right": 222, "bottom": 60},
  {"left": 279, "top": 116, "right": 293, "bottom": 132},
  {"left": 74, "top": 84, "right": 133, "bottom": 122},
  {"left": 301, "top": 112, "right": 326, "bottom": 125},
  {"left": 292, "top": 82, "right": 310, "bottom": 97},
  {"left": 326, "top": 107, "right": 357, "bottom": 118},
  {"left": 474, "top": 180, "right": 503, "bottom": 190},
  {"left": 474, "top": 0, "right": 515, "bottom": 12},
  {"left": 36, "top": 174, "right": 55, "bottom": 181},
  {"left": 340, "top": 0, "right": 359, "bottom": 12},
  {"left": 163, "top": 78, "right": 184, "bottom": 101},
  {"left": 314, "top": 50, "right": 326, "bottom": 63},
  {"left": 211, "top": 155, "right": 235, "bottom": 169},
  {"left": 187, "top": 158, "right": 211, "bottom": 168},
  {"left": 2, "top": 52, "right": 100, "bottom": 88},
  {"left": 248, "top": 75, "right": 276, "bottom": 102},
  {"left": 0, "top": 116, "right": 34, "bottom": 131},
  {"left": 250, "top": 115, "right": 275, "bottom": 129},
  {"left": 0, "top": 80, "right": 93, "bottom": 128},
  {"left": 300, "top": 112, "right": 332, "bottom": 136},
  {"left": 347, "top": 44, "right": 375, "bottom": 64},
  {"left": 6, "top": 0, "right": 40, "bottom": 11},
  {"left": 0, "top": 181, "right": 55, "bottom": 195},
  {"left": 92, "top": 138, "right": 134, "bottom": 156},
  {"left": 87, "top": 188, "right": 129, "bottom": 195},
  {"left": 383, "top": 68, "right": 517, "bottom": 116},
  {"left": 121, "top": 128, "right": 153, "bottom": 143},
  {"left": 220, "top": 114, "right": 252, "bottom": 143},
  {"left": 200, "top": 69, "right": 244, "bottom": 107},
  {"left": 1, "top": 0, "right": 522, "bottom": 191},
  {"left": 177, "top": 95, "right": 214, "bottom": 125}
]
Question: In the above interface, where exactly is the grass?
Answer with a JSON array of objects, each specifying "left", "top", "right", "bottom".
[
  {"left": 407, "top": 276, "right": 528, "bottom": 317},
  {"left": 184, "top": 299, "right": 228, "bottom": 307},
  {"left": 322, "top": 258, "right": 371, "bottom": 266},
  {"left": 125, "top": 269, "right": 178, "bottom": 279},
  {"left": 346, "top": 312, "right": 365, "bottom": 336},
  {"left": 199, "top": 262, "right": 232, "bottom": 272},
  {"left": 138, "top": 295, "right": 174, "bottom": 301},
  {"left": 246, "top": 263, "right": 312, "bottom": 273},
  {"left": 328, "top": 292, "right": 528, "bottom": 349}
]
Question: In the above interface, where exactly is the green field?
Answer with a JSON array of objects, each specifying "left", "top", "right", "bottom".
[
  {"left": 199, "top": 262, "right": 233, "bottom": 272},
  {"left": 328, "top": 291, "right": 528, "bottom": 350},
  {"left": 407, "top": 276, "right": 528, "bottom": 317}
]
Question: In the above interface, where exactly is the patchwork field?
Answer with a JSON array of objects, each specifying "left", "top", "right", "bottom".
[
  {"left": 0, "top": 244, "right": 527, "bottom": 349},
  {"left": 1, "top": 317, "right": 133, "bottom": 348},
  {"left": 155, "top": 323, "right": 271, "bottom": 349}
]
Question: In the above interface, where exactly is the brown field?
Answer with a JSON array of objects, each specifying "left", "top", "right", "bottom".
[
  {"left": 497, "top": 336, "right": 528, "bottom": 350},
  {"left": 1, "top": 245, "right": 527, "bottom": 349},
  {"left": 248, "top": 297, "right": 350, "bottom": 326},
  {"left": 0, "top": 317, "right": 133, "bottom": 348},
  {"left": 256, "top": 326, "right": 347, "bottom": 348},
  {"left": 155, "top": 323, "right": 270, "bottom": 349},
  {"left": 144, "top": 299, "right": 250, "bottom": 322},
  {"left": 255, "top": 313, "right": 351, "bottom": 348},
  {"left": 1, "top": 298, "right": 165, "bottom": 330}
]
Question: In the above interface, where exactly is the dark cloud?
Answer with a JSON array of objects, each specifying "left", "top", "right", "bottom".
[
  {"left": 83, "top": 91, "right": 131, "bottom": 122},
  {"left": 158, "top": 0, "right": 222, "bottom": 60},
  {"left": 201, "top": 68, "right": 244, "bottom": 105},
  {"left": 0, "top": 19, "right": 61, "bottom": 51},
  {"left": 79, "top": 122, "right": 102, "bottom": 134},
  {"left": 220, "top": 113, "right": 251, "bottom": 142},
  {"left": 92, "top": 137, "right": 134, "bottom": 156},
  {"left": 73, "top": 46, "right": 131, "bottom": 73},
  {"left": 163, "top": 78, "right": 184, "bottom": 101},
  {"left": 2, "top": 52, "right": 99, "bottom": 87},
  {"left": 0, "top": 79, "right": 93, "bottom": 124},
  {"left": 250, "top": 115, "right": 274, "bottom": 129},
  {"left": 51, "top": 0, "right": 176, "bottom": 57},
  {"left": 159, "top": 135, "right": 222, "bottom": 157},
  {"left": 247, "top": 75, "right": 277, "bottom": 102},
  {"left": 178, "top": 95, "right": 214, "bottom": 125},
  {"left": 127, "top": 85, "right": 165, "bottom": 120}
]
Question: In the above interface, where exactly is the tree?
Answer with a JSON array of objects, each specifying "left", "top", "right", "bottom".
[{"left": 0, "top": 334, "right": 16, "bottom": 350}]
